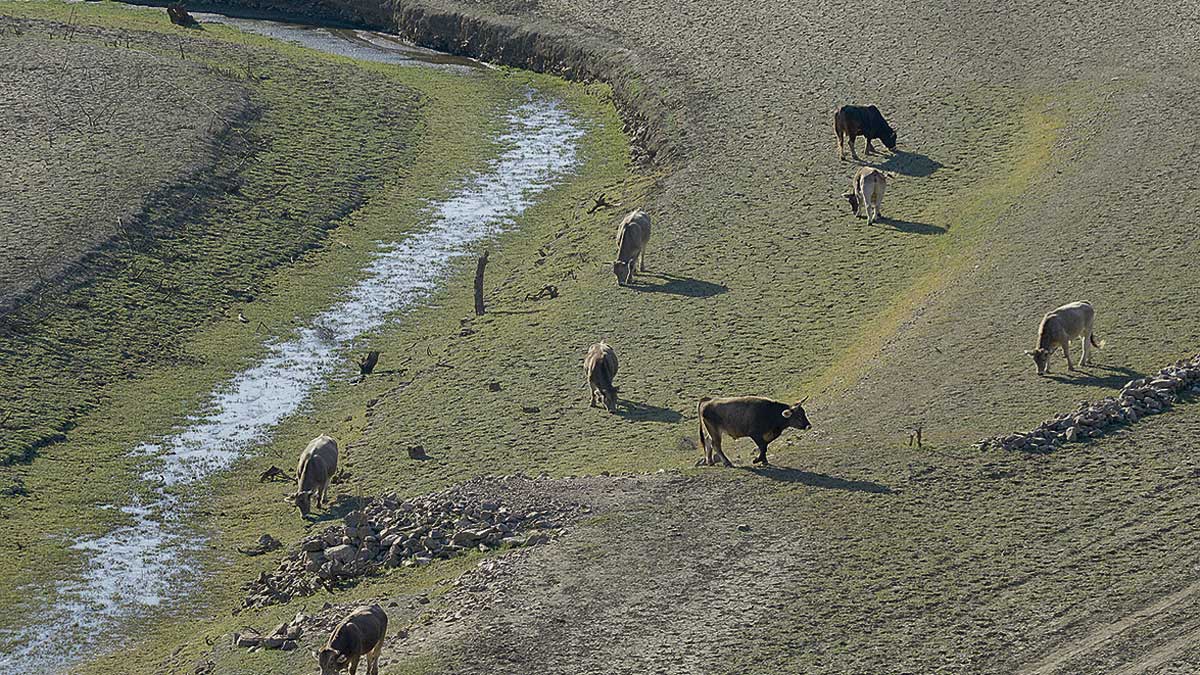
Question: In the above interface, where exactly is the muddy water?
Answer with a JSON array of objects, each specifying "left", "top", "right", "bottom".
[
  {"left": 0, "top": 19, "right": 583, "bottom": 675},
  {"left": 196, "top": 13, "right": 489, "bottom": 70}
]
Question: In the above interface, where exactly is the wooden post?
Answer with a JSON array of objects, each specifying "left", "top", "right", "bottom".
[{"left": 474, "top": 251, "right": 489, "bottom": 315}]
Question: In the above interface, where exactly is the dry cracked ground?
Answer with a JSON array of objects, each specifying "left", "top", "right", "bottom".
[{"left": 360, "top": 1, "right": 1200, "bottom": 673}]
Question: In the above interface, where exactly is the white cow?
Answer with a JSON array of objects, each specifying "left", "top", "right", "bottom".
[
  {"left": 1024, "top": 301, "right": 1104, "bottom": 375},
  {"left": 842, "top": 166, "right": 889, "bottom": 225}
]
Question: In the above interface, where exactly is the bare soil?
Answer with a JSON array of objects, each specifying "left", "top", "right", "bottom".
[{"left": 0, "top": 18, "right": 247, "bottom": 311}]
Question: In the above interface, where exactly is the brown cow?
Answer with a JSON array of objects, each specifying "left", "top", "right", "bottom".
[
  {"left": 842, "top": 166, "right": 889, "bottom": 225},
  {"left": 315, "top": 605, "right": 388, "bottom": 675},
  {"left": 287, "top": 434, "right": 338, "bottom": 517},
  {"left": 584, "top": 341, "right": 619, "bottom": 412},
  {"left": 612, "top": 209, "right": 651, "bottom": 285},
  {"left": 697, "top": 396, "right": 811, "bottom": 467},
  {"left": 834, "top": 104, "right": 898, "bottom": 160},
  {"left": 1025, "top": 301, "right": 1103, "bottom": 375}
]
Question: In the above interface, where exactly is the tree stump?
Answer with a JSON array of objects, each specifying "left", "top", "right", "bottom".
[{"left": 474, "top": 252, "right": 489, "bottom": 315}]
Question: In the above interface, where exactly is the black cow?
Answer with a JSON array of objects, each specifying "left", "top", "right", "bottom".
[
  {"left": 834, "top": 105, "right": 897, "bottom": 160},
  {"left": 696, "top": 396, "right": 812, "bottom": 467}
]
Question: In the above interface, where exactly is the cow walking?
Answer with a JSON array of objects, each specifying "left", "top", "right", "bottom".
[
  {"left": 842, "top": 166, "right": 889, "bottom": 225},
  {"left": 834, "top": 105, "right": 898, "bottom": 160},
  {"left": 1024, "top": 301, "right": 1104, "bottom": 375},
  {"left": 287, "top": 434, "right": 339, "bottom": 517},
  {"left": 316, "top": 605, "right": 388, "bottom": 675},
  {"left": 697, "top": 396, "right": 811, "bottom": 467},
  {"left": 584, "top": 342, "right": 619, "bottom": 412},
  {"left": 612, "top": 209, "right": 651, "bottom": 285}
]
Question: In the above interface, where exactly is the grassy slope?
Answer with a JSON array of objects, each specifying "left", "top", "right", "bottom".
[
  {"left": 0, "top": 2, "right": 429, "bottom": 463},
  {"left": 0, "top": 2, "right": 640, "bottom": 673}
]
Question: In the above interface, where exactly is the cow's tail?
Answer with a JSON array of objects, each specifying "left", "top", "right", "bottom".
[{"left": 696, "top": 397, "right": 713, "bottom": 451}]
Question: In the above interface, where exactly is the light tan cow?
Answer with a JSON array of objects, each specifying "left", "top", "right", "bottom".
[
  {"left": 1024, "top": 301, "right": 1104, "bottom": 375},
  {"left": 287, "top": 434, "right": 339, "bottom": 517},
  {"left": 612, "top": 210, "right": 651, "bottom": 285},
  {"left": 584, "top": 341, "right": 619, "bottom": 412},
  {"left": 842, "top": 166, "right": 889, "bottom": 225},
  {"left": 316, "top": 605, "right": 388, "bottom": 675}
]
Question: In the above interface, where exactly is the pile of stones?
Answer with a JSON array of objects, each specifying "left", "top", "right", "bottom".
[
  {"left": 980, "top": 353, "right": 1200, "bottom": 453},
  {"left": 232, "top": 611, "right": 307, "bottom": 652},
  {"left": 243, "top": 478, "right": 580, "bottom": 608}
]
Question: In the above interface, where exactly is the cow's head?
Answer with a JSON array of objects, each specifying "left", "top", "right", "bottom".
[
  {"left": 1024, "top": 348, "right": 1050, "bottom": 375},
  {"left": 881, "top": 126, "right": 898, "bottom": 151},
  {"left": 781, "top": 397, "right": 812, "bottom": 430},
  {"left": 612, "top": 260, "right": 633, "bottom": 285},
  {"left": 285, "top": 490, "right": 316, "bottom": 517},
  {"left": 315, "top": 647, "right": 350, "bottom": 674},
  {"left": 842, "top": 190, "right": 859, "bottom": 214},
  {"left": 600, "top": 385, "right": 619, "bottom": 412}
]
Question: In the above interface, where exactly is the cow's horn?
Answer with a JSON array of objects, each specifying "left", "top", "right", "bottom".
[{"left": 799, "top": 396, "right": 809, "bottom": 405}]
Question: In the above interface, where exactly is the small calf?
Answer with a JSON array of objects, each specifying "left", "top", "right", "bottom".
[
  {"left": 316, "top": 605, "right": 388, "bottom": 675},
  {"left": 584, "top": 341, "right": 619, "bottom": 412},
  {"left": 697, "top": 396, "right": 812, "bottom": 467},
  {"left": 1025, "top": 301, "right": 1104, "bottom": 375}
]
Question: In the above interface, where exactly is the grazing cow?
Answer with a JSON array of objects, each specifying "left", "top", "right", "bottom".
[
  {"left": 316, "top": 605, "right": 388, "bottom": 675},
  {"left": 612, "top": 210, "right": 651, "bottom": 285},
  {"left": 584, "top": 341, "right": 619, "bottom": 412},
  {"left": 842, "top": 166, "right": 889, "bottom": 225},
  {"left": 287, "top": 434, "right": 338, "bottom": 517},
  {"left": 1024, "top": 301, "right": 1104, "bottom": 375},
  {"left": 834, "top": 104, "right": 898, "bottom": 160},
  {"left": 697, "top": 396, "right": 812, "bottom": 467}
]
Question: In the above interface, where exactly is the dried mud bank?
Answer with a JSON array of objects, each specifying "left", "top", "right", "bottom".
[
  {"left": 242, "top": 476, "right": 588, "bottom": 608},
  {"left": 121, "top": 0, "right": 681, "bottom": 164},
  {"left": 980, "top": 354, "right": 1200, "bottom": 453}
]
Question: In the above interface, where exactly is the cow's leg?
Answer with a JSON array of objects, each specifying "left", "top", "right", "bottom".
[
  {"left": 855, "top": 180, "right": 866, "bottom": 219},
  {"left": 865, "top": 138, "right": 876, "bottom": 155},
  {"left": 348, "top": 655, "right": 361, "bottom": 675},
  {"left": 711, "top": 434, "right": 734, "bottom": 468},
  {"left": 368, "top": 642, "right": 382, "bottom": 675},
  {"left": 1080, "top": 335, "right": 1092, "bottom": 366},
  {"left": 638, "top": 250, "right": 646, "bottom": 273},
  {"left": 836, "top": 119, "right": 845, "bottom": 160},
  {"left": 1063, "top": 342, "right": 1076, "bottom": 371},
  {"left": 750, "top": 436, "right": 770, "bottom": 465},
  {"left": 590, "top": 387, "right": 598, "bottom": 407},
  {"left": 849, "top": 133, "right": 860, "bottom": 159}
]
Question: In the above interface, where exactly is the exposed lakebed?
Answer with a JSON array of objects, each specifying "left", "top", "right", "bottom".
[{"left": 0, "top": 15, "right": 584, "bottom": 675}]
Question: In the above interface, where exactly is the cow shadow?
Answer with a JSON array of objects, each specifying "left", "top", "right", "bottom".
[
  {"left": 614, "top": 400, "right": 683, "bottom": 423},
  {"left": 631, "top": 273, "right": 727, "bottom": 298},
  {"left": 876, "top": 150, "right": 944, "bottom": 178},
  {"left": 1047, "top": 364, "right": 1143, "bottom": 389},
  {"left": 742, "top": 466, "right": 894, "bottom": 494},
  {"left": 308, "top": 493, "right": 371, "bottom": 525},
  {"left": 877, "top": 216, "right": 946, "bottom": 235}
]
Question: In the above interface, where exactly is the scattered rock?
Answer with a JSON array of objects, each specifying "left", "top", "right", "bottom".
[
  {"left": 407, "top": 445, "right": 429, "bottom": 460},
  {"left": 237, "top": 534, "right": 283, "bottom": 557},
  {"left": 242, "top": 478, "right": 581, "bottom": 608},
  {"left": 736, "top": 523, "right": 751, "bottom": 532}
]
